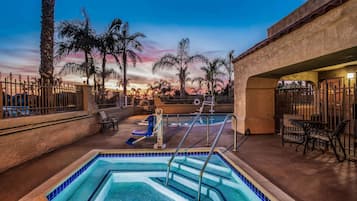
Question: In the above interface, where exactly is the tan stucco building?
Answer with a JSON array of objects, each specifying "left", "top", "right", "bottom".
[{"left": 233, "top": 0, "right": 357, "bottom": 134}]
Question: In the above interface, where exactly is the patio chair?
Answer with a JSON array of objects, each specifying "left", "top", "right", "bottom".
[
  {"left": 98, "top": 111, "right": 119, "bottom": 131},
  {"left": 309, "top": 120, "right": 349, "bottom": 162},
  {"left": 281, "top": 114, "right": 305, "bottom": 147},
  {"left": 126, "top": 115, "right": 155, "bottom": 145}
]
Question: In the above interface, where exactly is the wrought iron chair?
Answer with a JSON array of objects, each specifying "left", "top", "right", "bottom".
[
  {"left": 280, "top": 114, "right": 305, "bottom": 148},
  {"left": 309, "top": 120, "right": 349, "bottom": 162}
]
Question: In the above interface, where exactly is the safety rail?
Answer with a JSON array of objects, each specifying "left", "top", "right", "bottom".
[
  {"left": 163, "top": 113, "right": 238, "bottom": 151},
  {"left": 165, "top": 113, "right": 239, "bottom": 200},
  {"left": 197, "top": 114, "right": 232, "bottom": 200},
  {"left": 231, "top": 114, "right": 238, "bottom": 151},
  {"left": 165, "top": 111, "right": 202, "bottom": 185}
]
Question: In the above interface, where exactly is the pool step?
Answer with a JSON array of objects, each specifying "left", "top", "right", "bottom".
[
  {"left": 152, "top": 177, "right": 207, "bottom": 201},
  {"left": 171, "top": 161, "right": 240, "bottom": 189},
  {"left": 168, "top": 171, "right": 226, "bottom": 201},
  {"left": 177, "top": 158, "right": 232, "bottom": 178},
  {"left": 185, "top": 157, "right": 229, "bottom": 170}
]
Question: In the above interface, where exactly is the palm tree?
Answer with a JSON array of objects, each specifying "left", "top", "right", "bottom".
[
  {"left": 223, "top": 50, "right": 234, "bottom": 96},
  {"left": 152, "top": 38, "right": 208, "bottom": 97},
  {"left": 56, "top": 9, "right": 96, "bottom": 85},
  {"left": 39, "top": 0, "right": 55, "bottom": 81},
  {"left": 96, "top": 19, "right": 122, "bottom": 90},
  {"left": 116, "top": 22, "right": 145, "bottom": 96},
  {"left": 199, "top": 58, "right": 225, "bottom": 95}
]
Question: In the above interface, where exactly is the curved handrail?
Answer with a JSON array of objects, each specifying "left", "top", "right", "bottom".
[
  {"left": 197, "top": 114, "right": 232, "bottom": 200},
  {"left": 165, "top": 112, "right": 202, "bottom": 185}
]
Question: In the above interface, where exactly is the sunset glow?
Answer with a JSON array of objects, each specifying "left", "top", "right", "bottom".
[{"left": 0, "top": 0, "right": 306, "bottom": 87}]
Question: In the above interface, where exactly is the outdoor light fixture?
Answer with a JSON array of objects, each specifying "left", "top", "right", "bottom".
[{"left": 347, "top": 73, "right": 354, "bottom": 79}]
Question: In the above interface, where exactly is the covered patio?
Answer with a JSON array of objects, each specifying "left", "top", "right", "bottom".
[{"left": 0, "top": 115, "right": 356, "bottom": 201}]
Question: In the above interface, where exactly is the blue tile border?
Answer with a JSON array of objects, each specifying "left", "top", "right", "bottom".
[
  {"left": 47, "top": 151, "right": 270, "bottom": 201},
  {"left": 217, "top": 155, "right": 271, "bottom": 201}
]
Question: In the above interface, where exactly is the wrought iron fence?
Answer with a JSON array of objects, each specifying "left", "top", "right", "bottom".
[
  {"left": 94, "top": 89, "right": 119, "bottom": 109},
  {"left": 160, "top": 95, "right": 234, "bottom": 104},
  {"left": 0, "top": 73, "right": 83, "bottom": 118},
  {"left": 275, "top": 81, "right": 357, "bottom": 160}
]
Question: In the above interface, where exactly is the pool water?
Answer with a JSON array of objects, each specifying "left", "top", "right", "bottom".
[
  {"left": 166, "top": 115, "right": 231, "bottom": 127},
  {"left": 49, "top": 154, "right": 264, "bottom": 201}
]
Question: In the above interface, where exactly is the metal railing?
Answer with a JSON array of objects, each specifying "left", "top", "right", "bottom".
[
  {"left": 231, "top": 114, "right": 238, "bottom": 151},
  {"left": 162, "top": 113, "right": 239, "bottom": 151},
  {"left": 0, "top": 73, "right": 83, "bottom": 119},
  {"left": 165, "top": 113, "right": 239, "bottom": 200},
  {"left": 197, "top": 114, "right": 232, "bottom": 200},
  {"left": 165, "top": 112, "right": 202, "bottom": 185},
  {"left": 275, "top": 80, "right": 357, "bottom": 160}
]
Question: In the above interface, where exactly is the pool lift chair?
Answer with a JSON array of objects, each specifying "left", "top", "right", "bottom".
[
  {"left": 126, "top": 108, "right": 166, "bottom": 149},
  {"left": 196, "top": 95, "right": 215, "bottom": 114}
]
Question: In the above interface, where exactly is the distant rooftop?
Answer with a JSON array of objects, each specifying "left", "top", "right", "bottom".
[{"left": 233, "top": 0, "right": 348, "bottom": 63}]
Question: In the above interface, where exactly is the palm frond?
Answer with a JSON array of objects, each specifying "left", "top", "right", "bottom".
[
  {"left": 186, "top": 54, "right": 208, "bottom": 65},
  {"left": 126, "top": 50, "right": 141, "bottom": 67},
  {"left": 57, "top": 62, "right": 85, "bottom": 76},
  {"left": 152, "top": 54, "right": 179, "bottom": 73}
]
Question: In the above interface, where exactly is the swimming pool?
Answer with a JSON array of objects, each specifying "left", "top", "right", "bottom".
[
  {"left": 164, "top": 114, "right": 231, "bottom": 127},
  {"left": 21, "top": 149, "right": 293, "bottom": 201}
]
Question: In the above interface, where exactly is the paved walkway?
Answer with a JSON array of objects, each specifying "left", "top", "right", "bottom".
[{"left": 0, "top": 115, "right": 356, "bottom": 201}]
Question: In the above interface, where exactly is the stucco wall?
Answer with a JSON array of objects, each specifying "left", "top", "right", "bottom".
[
  {"left": 234, "top": 0, "right": 357, "bottom": 133},
  {"left": 0, "top": 107, "right": 135, "bottom": 173},
  {"left": 0, "top": 113, "right": 99, "bottom": 173}
]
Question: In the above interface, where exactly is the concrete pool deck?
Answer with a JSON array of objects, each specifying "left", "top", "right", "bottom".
[{"left": 0, "top": 115, "right": 356, "bottom": 201}]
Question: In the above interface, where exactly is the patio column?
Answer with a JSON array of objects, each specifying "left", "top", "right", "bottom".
[
  {"left": 234, "top": 76, "right": 278, "bottom": 134},
  {"left": 245, "top": 77, "right": 278, "bottom": 134}
]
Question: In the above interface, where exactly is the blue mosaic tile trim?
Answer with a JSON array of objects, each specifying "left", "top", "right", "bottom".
[
  {"left": 217, "top": 155, "right": 271, "bottom": 201},
  {"left": 46, "top": 155, "right": 99, "bottom": 201},
  {"left": 99, "top": 151, "right": 209, "bottom": 158}
]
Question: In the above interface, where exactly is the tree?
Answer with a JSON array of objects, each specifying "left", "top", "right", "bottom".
[
  {"left": 39, "top": 0, "right": 55, "bottom": 81},
  {"left": 223, "top": 50, "right": 235, "bottom": 96},
  {"left": 56, "top": 9, "right": 97, "bottom": 85},
  {"left": 96, "top": 19, "right": 122, "bottom": 90},
  {"left": 152, "top": 38, "right": 207, "bottom": 97},
  {"left": 116, "top": 22, "right": 145, "bottom": 96},
  {"left": 197, "top": 58, "right": 225, "bottom": 95}
]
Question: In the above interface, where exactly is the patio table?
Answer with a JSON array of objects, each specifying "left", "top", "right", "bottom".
[{"left": 289, "top": 119, "right": 327, "bottom": 155}]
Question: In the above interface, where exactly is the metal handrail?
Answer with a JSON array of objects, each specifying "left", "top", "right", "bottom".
[
  {"left": 165, "top": 111, "right": 203, "bottom": 185},
  {"left": 231, "top": 114, "right": 238, "bottom": 151},
  {"left": 197, "top": 114, "right": 232, "bottom": 200}
]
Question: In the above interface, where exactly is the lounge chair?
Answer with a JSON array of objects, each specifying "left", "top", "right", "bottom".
[
  {"left": 309, "top": 120, "right": 349, "bottom": 162},
  {"left": 126, "top": 115, "right": 155, "bottom": 145},
  {"left": 98, "top": 111, "right": 119, "bottom": 131}
]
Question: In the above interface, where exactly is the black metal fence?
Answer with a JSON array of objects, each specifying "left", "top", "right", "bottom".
[
  {"left": 275, "top": 81, "right": 357, "bottom": 160},
  {"left": 160, "top": 95, "right": 234, "bottom": 104},
  {"left": 0, "top": 73, "right": 83, "bottom": 118}
]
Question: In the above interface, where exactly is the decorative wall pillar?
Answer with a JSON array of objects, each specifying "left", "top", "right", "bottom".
[{"left": 78, "top": 85, "right": 97, "bottom": 114}]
